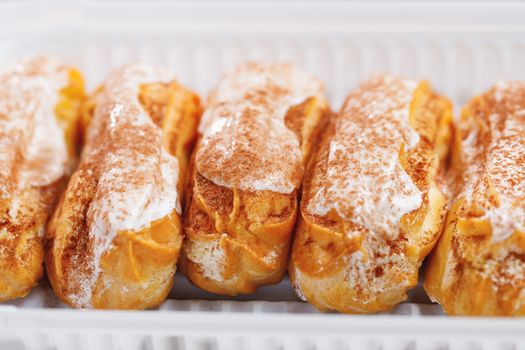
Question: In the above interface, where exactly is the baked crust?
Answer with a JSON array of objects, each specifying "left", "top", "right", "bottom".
[
  {"left": 46, "top": 64, "right": 201, "bottom": 309},
  {"left": 290, "top": 76, "right": 452, "bottom": 313},
  {"left": 180, "top": 63, "right": 329, "bottom": 295},
  {"left": 0, "top": 57, "right": 84, "bottom": 301},
  {"left": 424, "top": 82, "right": 525, "bottom": 316}
]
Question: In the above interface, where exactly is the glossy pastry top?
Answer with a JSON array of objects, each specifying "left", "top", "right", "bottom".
[
  {"left": 0, "top": 56, "right": 70, "bottom": 200},
  {"left": 452, "top": 81, "right": 525, "bottom": 242},
  {"left": 305, "top": 75, "right": 422, "bottom": 240},
  {"left": 196, "top": 62, "right": 325, "bottom": 194},
  {"left": 68, "top": 64, "right": 180, "bottom": 307}
]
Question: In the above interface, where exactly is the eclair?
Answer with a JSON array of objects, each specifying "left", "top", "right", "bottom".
[
  {"left": 424, "top": 81, "right": 525, "bottom": 316},
  {"left": 180, "top": 62, "right": 329, "bottom": 295},
  {"left": 46, "top": 64, "right": 201, "bottom": 309},
  {"left": 290, "top": 75, "right": 453, "bottom": 313},
  {"left": 0, "top": 56, "right": 85, "bottom": 301}
]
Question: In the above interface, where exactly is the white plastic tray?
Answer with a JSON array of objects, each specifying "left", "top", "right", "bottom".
[{"left": 1, "top": 1, "right": 525, "bottom": 349}]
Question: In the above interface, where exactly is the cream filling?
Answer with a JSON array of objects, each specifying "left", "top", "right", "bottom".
[
  {"left": 307, "top": 76, "right": 422, "bottom": 240},
  {"left": 196, "top": 63, "right": 325, "bottom": 194},
  {"left": 0, "top": 56, "right": 69, "bottom": 219}
]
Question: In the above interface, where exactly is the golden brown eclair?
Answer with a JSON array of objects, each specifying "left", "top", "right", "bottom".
[
  {"left": 290, "top": 75, "right": 453, "bottom": 313},
  {"left": 46, "top": 64, "right": 201, "bottom": 309},
  {"left": 179, "top": 62, "right": 330, "bottom": 295},
  {"left": 424, "top": 81, "right": 525, "bottom": 316},
  {"left": 0, "top": 56, "right": 85, "bottom": 301}
]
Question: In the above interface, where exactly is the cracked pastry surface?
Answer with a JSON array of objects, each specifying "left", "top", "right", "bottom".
[
  {"left": 290, "top": 75, "right": 453, "bottom": 313},
  {"left": 0, "top": 56, "right": 84, "bottom": 301},
  {"left": 180, "top": 62, "right": 329, "bottom": 295},
  {"left": 45, "top": 63, "right": 201, "bottom": 309},
  {"left": 424, "top": 81, "right": 525, "bottom": 316}
]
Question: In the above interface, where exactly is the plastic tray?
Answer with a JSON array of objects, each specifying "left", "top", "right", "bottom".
[{"left": 1, "top": 1, "right": 525, "bottom": 349}]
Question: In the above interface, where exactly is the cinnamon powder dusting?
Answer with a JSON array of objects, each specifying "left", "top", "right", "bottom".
[
  {"left": 0, "top": 56, "right": 69, "bottom": 201},
  {"left": 306, "top": 75, "right": 422, "bottom": 240},
  {"left": 196, "top": 62, "right": 325, "bottom": 194},
  {"left": 454, "top": 81, "right": 525, "bottom": 241},
  {"left": 65, "top": 64, "right": 180, "bottom": 307}
]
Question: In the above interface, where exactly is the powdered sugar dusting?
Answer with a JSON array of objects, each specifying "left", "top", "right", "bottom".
[
  {"left": 291, "top": 268, "right": 307, "bottom": 301},
  {"left": 345, "top": 244, "right": 411, "bottom": 304},
  {"left": 457, "top": 80, "right": 525, "bottom": 242},
  {"left": 306, "top": 75, "right": 422, "bottom": 240},
  {"left": 185, "top": 235, "right": 227, "bottom": 282},
  {"left": 69, "top": 64, "right": 180, "bottom": 307},
  {"left": 0, "top": 56, "right": 69, "bottom": 203},
  {"left": 196, "top": 62, "right": 325, "bottom": 194},
  {"left": 479, "top": 251, "right": 525, "bottom": 292},
  {"left": 262, "top": 250, "right": 278, "bottom": 265}
]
